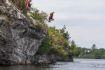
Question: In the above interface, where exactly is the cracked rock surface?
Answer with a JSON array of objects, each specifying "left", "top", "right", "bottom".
[{"left": 0, "top": 1, "right": 46, "bottom": 65}]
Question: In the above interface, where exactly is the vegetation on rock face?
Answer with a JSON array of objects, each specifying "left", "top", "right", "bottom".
[
  {"left": 37, "top": 26, "right": 71, "bottom": 60},
  {"left": 0, "top": 0, "right": 48, "bottom": 65},
  {"left": 29, "top": 9, "right": 48, "bottom": 35},
  {"left": 10, "top": 0, "right": 105, "bottom": 60},
  {"left": 30, "top": 9, "right": 48, "bottom": 23},
  {"left": 10, "top": 0, "right": 73, "bottom": 60},
  {"left": 11, "top": 0, "right": 27, "bottom": 15}
]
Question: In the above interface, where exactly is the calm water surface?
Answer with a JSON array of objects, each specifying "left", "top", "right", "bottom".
[{"left": 0, "top": 59, "right": 105, "bottom": 70}]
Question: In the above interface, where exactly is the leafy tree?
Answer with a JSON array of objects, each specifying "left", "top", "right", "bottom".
[
  {"left": 70, "top": 40, "right": 80, "bottom": 57},
  {"left": 37, "top": 36, "right": 51, "bottom": 55},
  {"left": 37, "top": 26, "right": 71, "bottom": 60},
  {"left": 91, "top": 44, "right": 96, "bottom": 52}
]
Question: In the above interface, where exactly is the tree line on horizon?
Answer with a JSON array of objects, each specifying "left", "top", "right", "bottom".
[{"left": 71, "top": 42, "right": 105, "bottom": 59}]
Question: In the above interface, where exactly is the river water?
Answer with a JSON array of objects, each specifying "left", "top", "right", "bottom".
[{"left": 0, "top": 59, "right": 105, "bottom": 70}]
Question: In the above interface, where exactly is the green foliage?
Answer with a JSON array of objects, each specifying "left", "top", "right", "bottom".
[
  {"left": 70, "top": 40, "right": 80, "bottom": 57},
  {"left": 78, "top": 44, "right": 105, "bottom": 59},
  {"left": 12, "top": 0, "right": 72, "bottom": 59},
  {"left": 29, "top": 9, "right": 48, "bottom": 33},
  {"left": 11, "top": 0, "right": 72, "bottom": 60},
  {"left": 91, "top": 44, "right": 96, "bottom": 52},
  {"left": 37, "top": 26, "right": 71, "bottom": 60},
  {"left": 37, "top": 37, "right": 51, "bottom": 55},
  {"left": 30, "top": 9, "right": 48, "bottom": 23},
  {"left": 20, "top": 0, "right": 27, "bottom": 15},
  {"left": 11, "top": 0, "right": 27, "bottom": 15}
]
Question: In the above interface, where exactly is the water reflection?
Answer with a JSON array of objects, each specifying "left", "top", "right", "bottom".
[
  {"left": 0, "top": 65, "right": 53, "bottom": 70},
  {"left": 0, "top": 59, "right": 105, "bottom": 70}
]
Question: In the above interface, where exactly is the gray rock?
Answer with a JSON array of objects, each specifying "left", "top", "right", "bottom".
[
  {"left": 0, "top": 4, "right": 46, "bottom": 65},
  {"left": 34, "top": 55, "right": 56, "bottom": 64}
]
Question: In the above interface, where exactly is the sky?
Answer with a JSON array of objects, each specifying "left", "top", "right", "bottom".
[{"left": 32, "top": 0, "right": 105, "bottom": 48}]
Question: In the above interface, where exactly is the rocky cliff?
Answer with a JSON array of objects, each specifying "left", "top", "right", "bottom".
[{"left": 0, "top": 1, "right": 46, "bottom": 65}]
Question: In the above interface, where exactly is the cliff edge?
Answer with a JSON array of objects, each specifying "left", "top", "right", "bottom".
[{"left": 0, "top": 1, "right": 46, "bottom": 65}]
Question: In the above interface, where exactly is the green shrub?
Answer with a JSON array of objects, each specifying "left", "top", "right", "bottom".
[{"left": 37, "top": 26, "right": 71, "bottom": 60}]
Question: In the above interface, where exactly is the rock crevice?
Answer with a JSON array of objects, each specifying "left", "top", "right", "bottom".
[{"left": 0, "top": 1, "right": 46, "bottom": 65}]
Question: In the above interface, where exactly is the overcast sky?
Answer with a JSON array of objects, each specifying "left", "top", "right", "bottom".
[{"left": 32, "top": 0, "right": 105, "bottom": 48}]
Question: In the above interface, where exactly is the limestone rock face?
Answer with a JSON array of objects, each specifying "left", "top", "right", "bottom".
[{"left": 0, "top": 2, "right": 46, "bottom": 65}]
